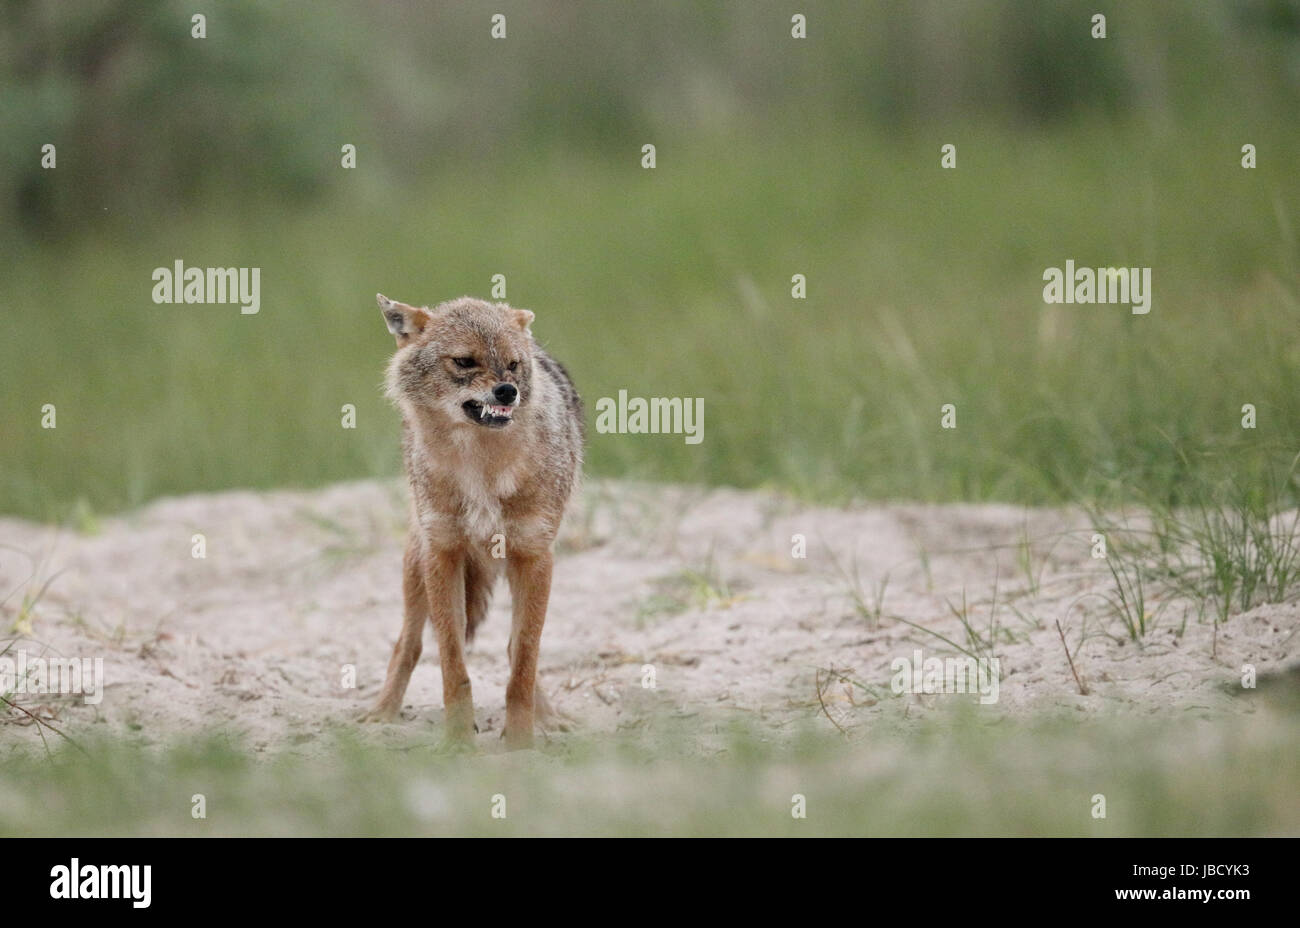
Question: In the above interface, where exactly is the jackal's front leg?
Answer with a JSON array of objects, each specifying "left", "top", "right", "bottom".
[
  {"left": 504, "top": 550, "right": 553, "bottom": 750},
  {"left": 426, "top": 547, "right": 475, "bottom": 743}
]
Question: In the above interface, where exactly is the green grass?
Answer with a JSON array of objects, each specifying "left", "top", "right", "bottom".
[
  {"left": 2, "top": 117, "right": 1298, "bottom": 522},
  {"left": 1086, "top": 452, "right": 1300, "bottom": 637},
  {"left": 2, "top": 701, "right": 1296, "bottom": 837}
]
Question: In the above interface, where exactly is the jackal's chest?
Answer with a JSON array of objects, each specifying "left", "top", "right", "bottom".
[{"left": 449, "top": 466, "right": 521, "bottom": 542}]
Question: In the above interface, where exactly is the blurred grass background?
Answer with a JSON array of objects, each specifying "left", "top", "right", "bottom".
[
  {"left": 2, "top": 0, "right": 1299, "bottom": 520},
  {"left": 4, "top": 704, "right": 1297, "bottom": 836}
]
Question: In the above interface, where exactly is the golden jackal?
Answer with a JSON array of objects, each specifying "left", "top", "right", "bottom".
[{"left": 363, "top": 293, "right": 583, "bottom": 749}]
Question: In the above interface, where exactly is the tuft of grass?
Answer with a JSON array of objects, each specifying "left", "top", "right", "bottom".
[
  {"left": 945, "top": 584, "right": 998, "bottom": 662},
  {"left": 829, "top": 544, "right": 889, "bottom": 630},
  {"left": 1100, "top": 538, "right": 1164, "bottom": 642},
  {"left": 0, "top": 547, "right": 64, "bottom": 640},
  {"left": 1176, "top": 466, "right": 1300, "bottom": 623},
  {"left": 635, "top": 548, "right": 737, "bottom": 627},
  {"left": 1089, "top": 449, "right": 1300, "bottom": 635}
]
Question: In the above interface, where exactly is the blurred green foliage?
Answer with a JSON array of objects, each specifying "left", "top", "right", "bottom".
[
  {"left": 1, "top": 1, "right": 1298, "bottom": 519},
  {"left": 2, "top": 705, "right": 1297, "bottom": 836},
  {"left": 4, "top": 0, "right": 1298, "bottom": 235}
]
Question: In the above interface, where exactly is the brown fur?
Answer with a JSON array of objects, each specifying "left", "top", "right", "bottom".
[{"left": 362, "top": 294, "right": 583, "bottom": 749}]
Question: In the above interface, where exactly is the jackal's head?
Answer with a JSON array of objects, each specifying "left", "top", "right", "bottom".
[{"left": 378, "top": 293, "right": 535, "bottom": 429}]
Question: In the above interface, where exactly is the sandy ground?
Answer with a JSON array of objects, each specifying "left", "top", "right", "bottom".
[{"left": 1, "top": 479, "right": 1296, "bottom": 755}]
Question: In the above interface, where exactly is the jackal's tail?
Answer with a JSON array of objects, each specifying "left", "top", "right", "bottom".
[{"left": 464, "top": 556, "right": 496, "bottom": 643}]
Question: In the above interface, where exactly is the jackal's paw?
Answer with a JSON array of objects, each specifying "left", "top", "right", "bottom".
[
  {"left": 438, "top": 722, "right": 478, "bottom": 753},
  {"left": 502, "top": 726, "right": 536, "bottom": 751},
  {"left": 440, "top": 735, "right": 479, "bottom": 754}
]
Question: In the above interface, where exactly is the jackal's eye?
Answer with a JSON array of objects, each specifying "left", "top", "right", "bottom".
[
  {"left": 508, "top": 361, "right": 519, "bottom": 371},
  {"left": 452, "top": 357, "right": 476, "bottom": 369}
]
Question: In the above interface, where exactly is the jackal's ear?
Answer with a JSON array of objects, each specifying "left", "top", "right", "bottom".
[
  {"left": 511, "top": 308, "right": 535, "bottom": 333},
  {"left": 377, "top": 293, "right": 431, "bottom": 345}
]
